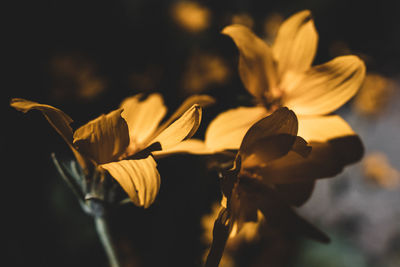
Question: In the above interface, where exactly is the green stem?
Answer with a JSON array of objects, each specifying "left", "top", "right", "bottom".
[{"left": 95, "top": 216, "right": 121, "bottom": 267}]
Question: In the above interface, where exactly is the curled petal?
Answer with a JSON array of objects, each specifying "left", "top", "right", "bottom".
[
  {"left": 152, "top": 104, "right": 202, "bottom": 150},
  {"left": 284, "top": 55, "right": 366, "bottom": 115},
  {"left": 273, "top": 10, "right": 318, "bottom": 76},
  {"left": 222, "top": 24, "right": 277, "bottom": 99},
  {"left": 165, "top": 94, "right": 215, "bottom": 124},
  {"left": 10, "top": 98, "right": 87, "bottom": 170},
  {"left": 100, "top": 156, "right": 160, "bottom": 208},
  {"left": 73, "top": 109, "right": 130, "bottom": 164},
  {"left": 205, "top": 106, "right": 267, "bottom": 151},
  {"left": 240, "top": 107, "right": 298, "bottom": 161},
  {"left": 120, "top": 93, "right": 167, "bottom": 149}
]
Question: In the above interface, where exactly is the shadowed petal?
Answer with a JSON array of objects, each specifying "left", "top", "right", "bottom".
[
  {"left": 120, "top": 93, "right": 167, "bottom": 149},
  {"left": 275, "top": 182, "right": 315, "bottom": 207},
  {"left": 73, "top": 109, "right": 130, "bottom": 164},
  {"left": 254, "top": 135, "right": 364, "bottom": 184},
  {"left": 205, "top": 106, "right": 267, "bottom": 151},
  {"left": 152, "top": 104, "right": 202, "bottom": 150},
  {"left": 273, "top": 10, "right": 318, "bottom": 76},
  {"left": 10, "top": 98, "right": 88, "bottom": 171},
  {"left": 239, "top": 177, "right": 329, "bottom": 243},
  {"left": 222, "top": 24, "right": 277, "bottom": 99},
  {"left": 239, "top": 107, "right": 298, "bottom": 162},
  {"left": 284, "top": 55, "right": 366, "bottom": 115},
  {"left": 298, "top": 115, "right": 356, "bottom": 142},
  {"left": 100, "top": 156, "right": 160, "bottom": 208}
]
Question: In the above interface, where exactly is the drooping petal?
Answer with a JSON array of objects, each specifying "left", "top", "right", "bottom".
[
  {"left": 120, "top": 93, "right": 167, "bottom": 150},
  {"left": 73, "top": 109, "right": 130, "bottom": 164},
  {"left": 284, "top": 55, "right": 366, "bottom": 115},
  {"left": 272, "top": 10, "right": 318, "bottom": 76},
  {"left": 222, "top": 24, "right": 277, "bottom": 99},
  {"left": 10, "top": 98, "right": 88, "bottom": 170},
  {"left": 254, "top": 135, "right": 364, "bottom": 184},
  {"left": 205, "top": 106, "right": 267, "bottom": 151},
  {"left": 239, "top": 107, "right": 298, "bottom": 163},
  {"left": 275, "top": 182, "right": 315, "bottom": 207},
  {"left": 298, "top": 115, "right": 356, "bottom": 142},
  {"left": 239, "top": 177, "right": 329, "bottom": 243},
  {"left": 100, "top": 156, "right": 160, "bottom": 208},
  {"left": 152, "top": 104, "right": 202, "bottom": 150}
]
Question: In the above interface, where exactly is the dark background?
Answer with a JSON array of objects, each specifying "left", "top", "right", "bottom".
[{"left": 3, "top": 0, "right": 400, "bottom": 266}]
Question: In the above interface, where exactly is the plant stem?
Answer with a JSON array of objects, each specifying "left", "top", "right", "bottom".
[{"left": 95, "top": 216, "right": 121, "bottom": 267}]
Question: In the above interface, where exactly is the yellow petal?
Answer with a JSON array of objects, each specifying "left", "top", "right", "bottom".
[
  {"left": 100, "top": 156, "right": 160, "bottom": 208},
  {"left": 272, "top": 10, "right": 318, "bottom": 76},
  {"left": 298, "top": 115, "right": 356, "bottom": 142},
  {"left": 120, "top": 93, "right": 167, "bottom": 150},
  {"left": 10, "top": 98, "right": 88, "bottom": 170},
  {"left": 205, "top": 106, "right": 267, "bottom": 151},
  {"left": 284, "top": 55, "right": 366, "bottom": 115},
  {"left": 153, "top": 139, "right": 212, "bottom": 157},
  {"left": 239, "top": 107, "right": 299, "bottom": 167},
  {"left": 11, "top": 98, "right": 74, "bottom": 142},
  {"left": 222, "top": 24, "right": 277, "bottom": 99},
  {"left": 152, "top": 104, "right": 202, "bottom": 150},
  {"left": 73, "top": 109, "right": 129, "bottom": 164}
]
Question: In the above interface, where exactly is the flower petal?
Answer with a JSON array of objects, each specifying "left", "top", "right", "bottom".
[
  {"left": 153, "top": 139, "right": 213, "bottom": 157},
  {"left": 10, "top": 98, "right": 88, "bottom": 170},
  {"left": 254, "top": 135, "right": 364, "bottom": 184},
  {"left": 100, "top": 156, "right": 160, "bottom": 208},
  {"left": 239, "top": 107, "right": 298, "bottom": 163},
  {"left": 222, "top": 24, "right": 277, "bottom": 99},
  {"left": 73, "top": 109, "right": 130, "bottom": 164},
  {"left": 239, "top": 178, "right": 329, "bottom": 243},
  {"left": 273, "top": 10, "right": 318, "bottom": 76},
  {"left": 275, "top": 182, "right": 315, "bottom": 207},
  {"left": 205, "top": 106, "right": 267, "bottom": 151},
  {"left": 284, "top": 55, "right": 366, "bottom": 115},
  {"left": 120, "top": 93, "right": 167, "bottom": 150},
  {"left": 298, "top": 115, "right": 356, "bottom": 142},
  {"left": 152, "top": 104, "right": 202, "bottom": 150}
]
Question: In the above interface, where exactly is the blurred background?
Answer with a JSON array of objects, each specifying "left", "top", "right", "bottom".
[{"left": 3, "top": 0, "right": 400, "bottom": 266}]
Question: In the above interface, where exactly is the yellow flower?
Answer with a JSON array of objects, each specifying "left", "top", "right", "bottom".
[
  {"left": 205, "top": 108, "right": 329, "bottom": 266},
  {"left": 183, "top": 10, "right": 365, "bottom": 154},
  {"left": 10, "top": 94, "right": 211, "bottom": 208}
]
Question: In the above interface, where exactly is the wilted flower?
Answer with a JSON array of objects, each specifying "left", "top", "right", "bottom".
[
  {"left": 205, "top": 108, "right": 330, "bottom": 266},
  {"left": 10, "top": 94, "right": 211, "bottom": 208},
  {"left": 200, "top": 10, "right": 365, "bottom": 153}
]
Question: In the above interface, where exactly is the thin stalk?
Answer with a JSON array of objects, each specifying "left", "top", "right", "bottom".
[{"left": 95, "top": 216, "right": 121, "bottom": 267}]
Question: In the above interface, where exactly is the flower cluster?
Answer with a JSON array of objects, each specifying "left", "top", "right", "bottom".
[{"left": 11, "top": 9, "right": 366, "bottom": 267}]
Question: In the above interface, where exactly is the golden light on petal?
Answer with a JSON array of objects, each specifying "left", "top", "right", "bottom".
[
  {"left": 51, "top": 55, "right": 105, "bottom": 100},
  {"left": 363, "top": 152, "right": 400, "bottom": 189},
  {"left": 182, "top": 53, "right": 230, "bottom": 94},
  {"left": 171, "top": 1, "right": 211, "bottom": 33},
  {"left": 353, "top": 73, "right": 395, "bottom": 116},
  {"left": 263, "top": 12, "right": 283, "bottom": 41},
  {"left": 231, "top": 13, "right": 254, "bottom": 29}
]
